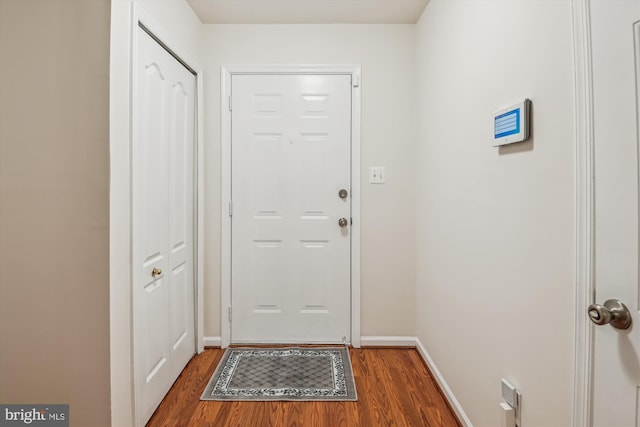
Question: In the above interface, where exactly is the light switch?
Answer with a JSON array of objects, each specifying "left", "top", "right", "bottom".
[{"left": 369, "top": 167, "right": 385, "bottom": 184}]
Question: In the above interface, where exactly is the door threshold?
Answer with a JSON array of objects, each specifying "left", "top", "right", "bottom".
[{"left": 229, "top": 343, "right": 352, "bottom": 348}]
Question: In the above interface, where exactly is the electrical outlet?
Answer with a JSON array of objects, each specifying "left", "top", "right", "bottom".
[
  {"left": 501, "top": 379, "right": 521, "bottom": 427},
  {"left": 501, "top": 379, "right": 518, "bottom": 408}
]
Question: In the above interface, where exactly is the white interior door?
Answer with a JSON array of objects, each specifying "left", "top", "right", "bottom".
[
  {"left": 231, "top": 74, "right": 352, "bottom": 343},
  {"left": 133, "top": 26, "right": 196, "bottom": 426},
  {"left": 590, "top": 2, "right": 640, "bottom": 425}
]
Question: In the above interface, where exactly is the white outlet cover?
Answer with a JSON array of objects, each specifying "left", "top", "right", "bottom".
[{"left": 501, "top": 379, "right": 518, "bottom": 408}]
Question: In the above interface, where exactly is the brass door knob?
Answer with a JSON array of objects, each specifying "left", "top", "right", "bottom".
[{"left": 151, "top": 267, "right": 163, "bottom": 278}]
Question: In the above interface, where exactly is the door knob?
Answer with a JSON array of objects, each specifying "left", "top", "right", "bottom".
[
  {"left": 338, "top": 218, "right": 349, "bottom": 228},
  {"left": 339, "top": 189, "right": 348, "bottom": 199},
  {"left": 151, "top": 267, "right": 163, "bottom": 278},
  {"left": 588, "top": 299, "right": 632, "bottom": 330}
]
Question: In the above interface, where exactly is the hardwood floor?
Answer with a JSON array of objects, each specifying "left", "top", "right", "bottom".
[{"left": 147, "top": 347, "right": 462, "bottom": 427}]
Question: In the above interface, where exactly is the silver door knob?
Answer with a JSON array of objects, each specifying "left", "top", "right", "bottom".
[
  {"left": 338, "top": 218, "right": 349, "bottom": 228},
  {"left": 588, "top": 299, "right": 632, "bottom": 330},
  {"left": 339, "top": 189, "right": 348, "bottom": 199}
]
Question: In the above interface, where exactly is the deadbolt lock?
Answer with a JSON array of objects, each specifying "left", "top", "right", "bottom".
[{"left": 339, "top": 189, "right": 348, "bottom": 199}]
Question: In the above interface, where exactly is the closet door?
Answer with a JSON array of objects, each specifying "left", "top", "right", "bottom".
[{"left": 132, "top": 25, "right": 196, "bottom": 426}]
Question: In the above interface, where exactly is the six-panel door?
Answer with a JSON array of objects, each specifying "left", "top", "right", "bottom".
[{"left": 231, "top": 74, "right": 352, "bottom": 343}]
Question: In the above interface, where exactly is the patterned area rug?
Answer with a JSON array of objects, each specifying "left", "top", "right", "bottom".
[{"left": 200, "top": 347, "right": 357, "bottom": 401}]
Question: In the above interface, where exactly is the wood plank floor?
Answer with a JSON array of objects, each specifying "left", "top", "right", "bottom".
[{"left": 147, "top": 347, "right": 461, "bottom": 427}]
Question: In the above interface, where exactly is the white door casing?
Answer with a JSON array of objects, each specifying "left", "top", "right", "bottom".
[
  {"left": 132, "top": 25, "right": 196, "bottom": 426},
  {"left": 573, "top": 1, "right": 640, "bottom": 426},
  {"left": 221, "top": 65, "right": 362, "bottom": 348},
  {"left": 231, "top": 74, "right": 351, "bottom": 343}
]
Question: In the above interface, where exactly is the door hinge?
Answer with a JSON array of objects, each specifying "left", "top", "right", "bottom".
[
  {"left": 229, "top": 201, "right": 233, "bottom": 217},
  {"left": 228, "top": 95, "right": 232, "bottom": 111},
  {"left": 228, "top": 306, "right": 232, "bottom": 323}
]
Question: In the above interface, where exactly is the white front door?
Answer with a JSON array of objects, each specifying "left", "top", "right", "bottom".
[
  {"left": 231, "top": 74, "right": 352, "bottom": 343},
  {"left": 132, "top": 26, "right": 196, "bottom": 426},
  {"left": 590, "top": 2, "right": 640, "bottom": 425}
]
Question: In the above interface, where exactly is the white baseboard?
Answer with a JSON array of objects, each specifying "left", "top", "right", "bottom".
[
  {"left": 415, "top": 338, "right": 473, "bottom": 427},
  {"left": 360, "top": 336, "right": 417, "bottom": 347},
  {"left": 203, "top": 336, "right": 222, "bottom": 348}
]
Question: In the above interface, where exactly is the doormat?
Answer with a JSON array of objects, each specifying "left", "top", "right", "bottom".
[{"left": 200, "top": 347, "right": 357, "bottom": 401}]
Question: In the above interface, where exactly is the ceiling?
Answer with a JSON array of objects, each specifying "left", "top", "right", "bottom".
[{"left": 185, "top": 0, "right": 429, "bottom": 24}]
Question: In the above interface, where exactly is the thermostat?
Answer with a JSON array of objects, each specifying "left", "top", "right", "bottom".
[{"left": 493, "top": 99, "right": 531, "bottom": 146}]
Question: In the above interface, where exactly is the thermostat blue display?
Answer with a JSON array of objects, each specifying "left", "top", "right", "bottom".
[
  {"left": 493, "top": 99, "right": 531, "bottom": 146},
  {"left": 495, "top": 109, "right": 520, "bottom": 138}
]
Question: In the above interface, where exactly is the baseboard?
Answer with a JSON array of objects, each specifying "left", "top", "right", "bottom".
[
  {"left": 203, "top": 336, "right": 222, "bottom": 348},
  {"left": 360, "top": 336, "right": 417, "bottom": 347},
  {"left": 415, "top": 338, "right": 473, "bottom": 427}
]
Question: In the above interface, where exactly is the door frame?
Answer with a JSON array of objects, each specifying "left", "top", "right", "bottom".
[
  {"left": 572, "top": 1, "right": 596, "bottom": 425},
  {"left": 220, "top": 65, "right": 362, "bottom": 348},
  {"left": 110, "top": 4, "right": 205, "bottom": 427}
]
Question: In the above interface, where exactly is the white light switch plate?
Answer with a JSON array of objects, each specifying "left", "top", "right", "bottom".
[{"left": 369, "top": 167, "right": 385, "bottom": 184}]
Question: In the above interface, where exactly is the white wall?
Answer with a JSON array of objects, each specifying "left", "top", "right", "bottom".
[
  {"left": 110, "top": 1, "right": 203, "bottom": 425},
  {"left": 0, "top": 1, "right": 111, "bottom": 426},
  {"left": 414, "top": 1, "right": 575, "bottom": 426},
  {"left": 201, "top": 24, "right": 418, "bottom": 338}
]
